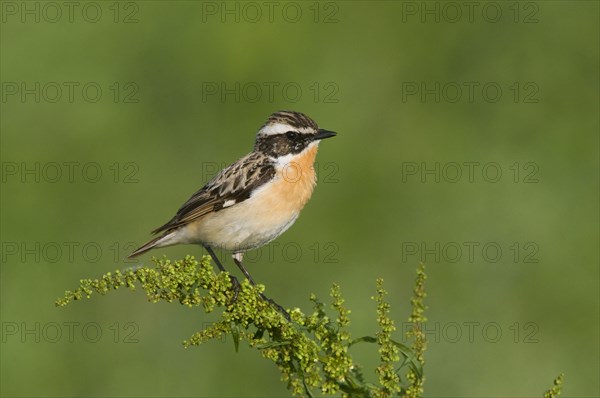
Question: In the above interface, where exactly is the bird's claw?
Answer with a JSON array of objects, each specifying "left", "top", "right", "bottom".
[
  {"left": 260, "top": 293, "right": 291, "bottom": 321},
  {"left": 226, "top": 274, "right": 290, "bottom": 321}
]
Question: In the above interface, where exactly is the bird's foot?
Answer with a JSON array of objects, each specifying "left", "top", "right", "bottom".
[
  {"left": 225, "top": 274, "right": 290, "bottom": 321},
  {"left": 260, "top": 293, "right": 291, "bottom": 321}
]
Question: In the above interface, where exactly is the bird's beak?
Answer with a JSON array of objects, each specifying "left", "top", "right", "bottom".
[{"left": 314, "top": 129, "right": 337, "bottom": 141}]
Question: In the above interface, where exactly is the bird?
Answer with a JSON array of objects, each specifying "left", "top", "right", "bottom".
[{"left": 128, "top": 110, "right": 336, "bottom": 318}]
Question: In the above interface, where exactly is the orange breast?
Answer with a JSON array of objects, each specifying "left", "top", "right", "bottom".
[{"left": 273, "top": 144, "right": 318, "bottom": 209}]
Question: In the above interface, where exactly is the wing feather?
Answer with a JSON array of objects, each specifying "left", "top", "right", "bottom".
[{"left": 151, "top": 152, "right": 275, "bottom": 234}]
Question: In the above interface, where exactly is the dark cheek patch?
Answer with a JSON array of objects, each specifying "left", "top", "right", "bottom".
[
  {"left": 276, "top": 141, "right": 292, "bottom": 156},
  {"left": 255, "top": 134, "right": 310, "bottom": 157},
  {"left": 267, "top": 137, "right": 289, "bottom": 157}
]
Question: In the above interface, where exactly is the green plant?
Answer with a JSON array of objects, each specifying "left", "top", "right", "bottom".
[
  {"left": 543, "top": 373, "right": 564, "bottom": 398},
  {"left": 56, "top": 255, "right": 562, "bottom": 397}
]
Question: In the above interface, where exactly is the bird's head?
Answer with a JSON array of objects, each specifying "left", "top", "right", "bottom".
[{"left": 254, "top": 111, "right": 336, "bottom": 158}]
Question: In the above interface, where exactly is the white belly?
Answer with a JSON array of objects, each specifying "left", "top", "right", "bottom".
[{"left": 186, "top": 188, "right": 301, "bottom": 251}]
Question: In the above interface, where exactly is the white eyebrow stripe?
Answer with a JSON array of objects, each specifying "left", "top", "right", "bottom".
[
  {"left": 258, "top": 123, "right": 293, "bottom": 136},
  {"left": 258, "top": 123, "right": 313, "bottom": 137}
]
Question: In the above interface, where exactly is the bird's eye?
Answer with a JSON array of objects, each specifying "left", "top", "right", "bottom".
[{"left": 285, "top": 131, "right": 299, "bottom": 141}]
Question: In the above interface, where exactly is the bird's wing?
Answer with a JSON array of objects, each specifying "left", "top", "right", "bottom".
[{"left": 151, "top": 152, "right": 275, "bottom": 234}]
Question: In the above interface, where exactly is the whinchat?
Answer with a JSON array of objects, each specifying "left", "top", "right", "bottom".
[{"left": 129, "top": 110, "right": 336, "bottom": 316}]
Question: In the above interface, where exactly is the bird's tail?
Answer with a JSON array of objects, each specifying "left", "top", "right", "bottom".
[{"left": 128, "top": 235, "right": 164, "bottom": 259}]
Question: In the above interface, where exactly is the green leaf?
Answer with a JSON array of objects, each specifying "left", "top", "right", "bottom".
[
  {"left": 348, "top": 335, "right": 377, "bottom": 346},
  {"left": 303, "top": 378, "right": 315, "bottom": 398},
  {"left": 347, "top": 336, "right": 423, "bottom": 378},
  {"left": 230, "top": 323, "right": 240, "bottom": 352}
]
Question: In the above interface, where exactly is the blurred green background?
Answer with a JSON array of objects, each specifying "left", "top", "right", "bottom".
[{"left": 1, "top": 1, "right": 598, "bottom": 397}]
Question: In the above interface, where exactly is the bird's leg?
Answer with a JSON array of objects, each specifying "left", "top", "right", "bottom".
[
  {"left": 232, "top": 252, "right": 257, "bottom": 284},
  {"left": 203, "top": 245, "right": 240, "bottom": 302},
  {"left": 232, "top": 252, "right": 290, "bottom": 321},
  {"left": 203, "top": 245, "right": 226, "bottom": 272}
]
